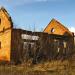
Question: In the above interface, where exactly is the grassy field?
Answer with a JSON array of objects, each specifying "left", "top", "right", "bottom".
[
  {"left": 0, "top": 59, "right": 75, "bottom": 75},
  {"left": 0, "top": 48, "right": 75, "bottom": 75}
]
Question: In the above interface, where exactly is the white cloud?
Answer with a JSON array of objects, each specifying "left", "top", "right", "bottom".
[
  {"left": 35, "top": 0, "right": 64, "bottom": 2},
  {"left": 69, "top": 27, "right": 75, "bottom": 35},
  {"left": 35, "top": 0, "right": 63, "bottom": 2},
  {"left": 35, "top": 0, "right": 48, "bottom": 2},
  {"left": 5, "top": 0, "right": 63, "bottom": 6}
]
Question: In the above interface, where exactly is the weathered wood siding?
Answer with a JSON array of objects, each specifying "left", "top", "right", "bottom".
[{"left": 11, "top": 29, "right": 74, "bottom": 64}]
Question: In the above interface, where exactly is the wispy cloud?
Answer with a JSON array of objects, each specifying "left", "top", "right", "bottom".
[
  {"left": 5, "top": 0, "right": 63, "bottom": 6},
  {"left": 35, "top": 0, "right": 49, "bottom": 2},
  {"left": 0, "top": 0, "right": 65, "bottom": 7},
  {"left": 36, "top": 0, "right": 63, "bottom": 2}
]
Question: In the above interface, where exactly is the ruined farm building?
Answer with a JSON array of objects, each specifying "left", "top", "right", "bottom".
[
  {"left": 44, "top": 19, "right": 74, "bottom": 58},
  {"left": 0, "top": 7, "right": 74, "bottom": 64}
]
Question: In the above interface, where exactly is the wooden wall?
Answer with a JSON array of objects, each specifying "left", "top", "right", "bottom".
[{"left": 11, "top": 29, "right": 74, "bottom": 64}]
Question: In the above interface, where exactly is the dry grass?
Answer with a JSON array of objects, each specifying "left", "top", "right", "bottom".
[
  {"left": 0, "top": 59, "right": 75, "bottom": 75},
  {"left": 0, "top": 51, "right": 75, "bottom": 75}
]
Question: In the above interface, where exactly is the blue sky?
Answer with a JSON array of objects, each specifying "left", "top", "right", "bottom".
[{"left": 0, "top": 0, "right": 75, "bottom": 32}]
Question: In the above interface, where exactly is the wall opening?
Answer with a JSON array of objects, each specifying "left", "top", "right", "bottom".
[
  {"left": 51, "top": 28, "right": 55, "bottom": 33},
  {"left": 0, "top": 19, "right": 1, "bottom": 25},
  {"left": 0, "top": 42, "right": 1, "bottom": 49}
]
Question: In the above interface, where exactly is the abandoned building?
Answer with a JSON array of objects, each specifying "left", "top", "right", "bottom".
[
  {"left": 43, "top": 19, "right": 74, "bottom": 58},
  {"left": 0, "top": 7, "right": 74, "bottom": 64}
]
